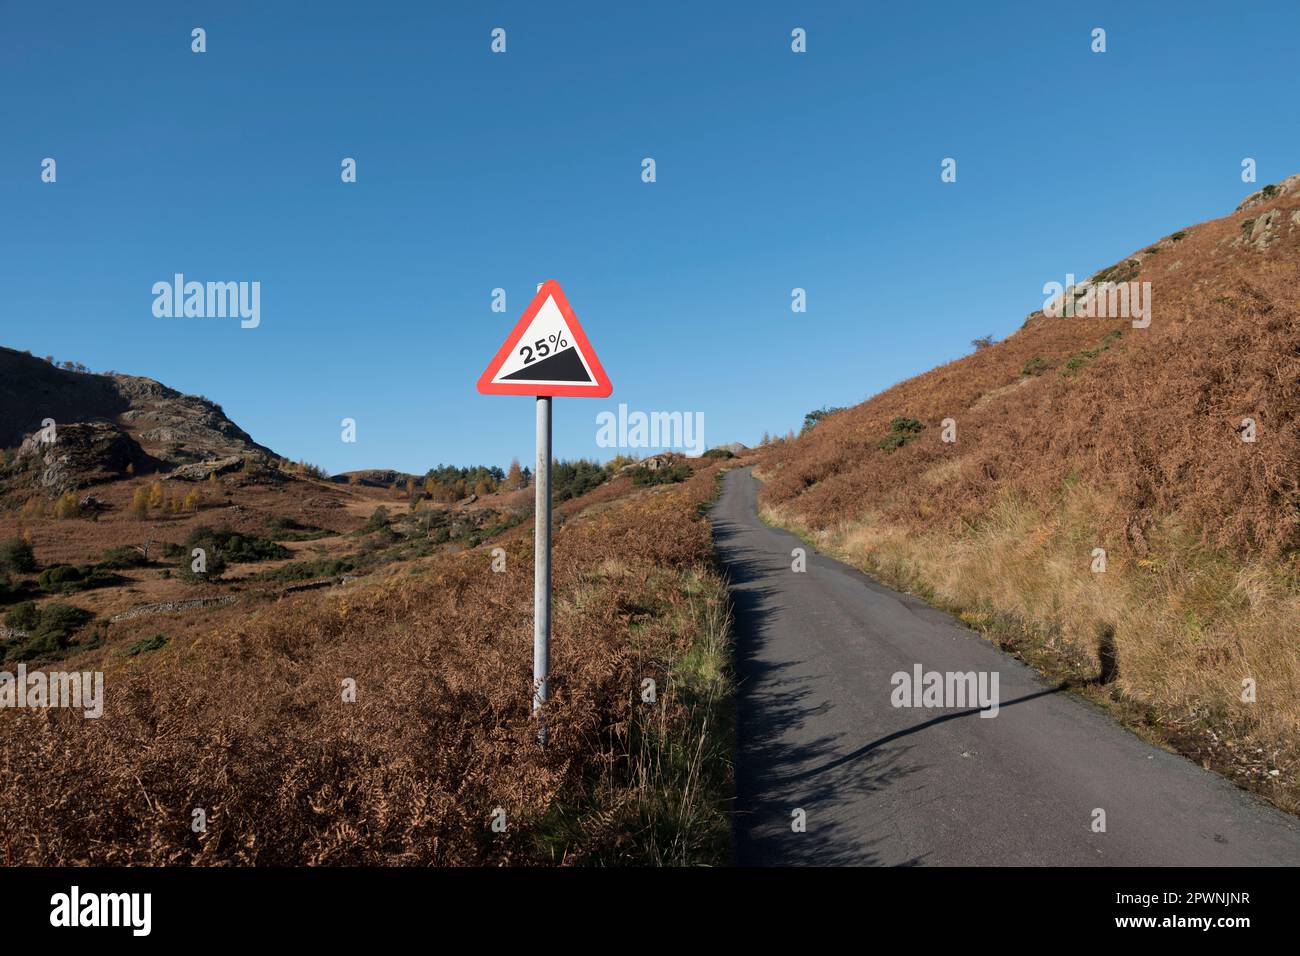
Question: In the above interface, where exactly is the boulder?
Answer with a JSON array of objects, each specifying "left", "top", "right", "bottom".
[{"left": 10, "top": 421, "right": 154, "bottom": 493}]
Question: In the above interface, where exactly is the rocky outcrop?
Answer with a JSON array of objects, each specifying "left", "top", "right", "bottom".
[
  {"left": 1235, "top": 208, "right": 1282, "bottom": 250},
  {"left": 163, "top": 455, "right": 246, "bottom": 482},
  {"left": 0, "top": 347, "right": 277, "bottom": 463},
  {"left": 113, "top": 374, "right": 274, "bottom": 463},
  {"left": 622, "top": 453, "right": 683, "bottom": 472},
  {"left": 10, "top": 422, "right": 156, "bottom": 493},
  {"left": 1234, "top": 173, "right": 1300, "bottom": 213}
]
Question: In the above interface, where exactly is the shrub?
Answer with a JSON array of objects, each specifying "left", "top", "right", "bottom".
[
  {"left": 879, "top": 417, "right": 925, "bottom": 452},
  {"left": 4, "top": 601, "right": 40, "bottom": 632},
  {"left": 177, "top": 548, "right": 228, "bottom": 583},
  {"left": 0, "top": 538, "right": 36, "bottom": 574},
  {"left": 802, "top": 406, "right": 846, "bottom": 433},
  {"left": 38, "top": 565, "right": 84, "bottom": 591},
  {"left": 38, "top": 564, "right": 122, "bottom": 594},
  {"left": 888, "top": 417, "right": 925, "bottom": 434},
  {"left": 361, "top": 507, "right": 391, "bottom": 534},
  {"left": 971, "top": 335, "right": 995, "bottom": 351},
  {"left": 184, "top": 526, "right": 288, "bottom": 563},
  {"left": 1022, "top": 357, "right": 1049, "bottom": 376},
  {"left": 552, "top": 459, "right": 609, "bottom": 502},
  {"left": 33, "top": 603, "right": 93, "bottom": 645},
  {"left": 97, "top": 546, "right": 148, "bottom": 570},
  {"left": 258, "top": 557, "right": 359, "bottom": 583},
  {"left": 629, "top": 464, "right": 692, "bottom": 486},
  {"left": 701, "top": 448, "right": 734, "bottom": 459},
  {"left": 2, "top": 602, "right": 92, "bottom": 659}
]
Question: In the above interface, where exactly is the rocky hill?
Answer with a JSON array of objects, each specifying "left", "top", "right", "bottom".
[{"left": 0, "top": 347, "right": 278, "bottom": 493}]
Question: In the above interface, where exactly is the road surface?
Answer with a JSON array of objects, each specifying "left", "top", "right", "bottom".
[{"left": 713, "top": 468, "right": 1300, "bottom": 866}]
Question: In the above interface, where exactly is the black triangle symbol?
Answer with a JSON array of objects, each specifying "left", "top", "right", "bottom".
[{"left": 501, "top": 346, "right": 593, "bottom": 383}]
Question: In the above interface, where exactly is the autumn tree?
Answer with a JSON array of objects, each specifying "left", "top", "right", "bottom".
[
  {"left": 52, "top": 492, "right": 80, "bottom": 519},
  {"left": 503, "top": 459, "right": 524, "bottom": 491}
]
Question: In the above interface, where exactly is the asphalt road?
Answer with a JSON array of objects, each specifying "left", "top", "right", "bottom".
[{"left": 714, "top": 467, "right": 1300, "bottom": 866}]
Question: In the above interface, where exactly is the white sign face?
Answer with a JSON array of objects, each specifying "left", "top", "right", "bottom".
[
  {"left": 477, "top": 279, "right": 612, "bottom": 397},
  {"left": 488, "top": 294, "right": 598, "bottom": 386}
]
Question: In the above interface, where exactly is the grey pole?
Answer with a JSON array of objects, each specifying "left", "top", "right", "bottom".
[{"left": 533, "top": 396, "right": 552, "bottom": 743}]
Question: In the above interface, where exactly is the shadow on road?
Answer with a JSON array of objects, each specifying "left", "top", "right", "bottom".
[
  {"left": 778, "top": 684, "right": 1068, "bottom": 785},
  {"left": 714, "top": 490, "right": 916, "bottom": 865}
]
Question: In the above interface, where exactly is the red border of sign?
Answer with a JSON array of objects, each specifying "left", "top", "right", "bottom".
[{"left": 476, "top": 280, "right": 613, "bottom": 397}]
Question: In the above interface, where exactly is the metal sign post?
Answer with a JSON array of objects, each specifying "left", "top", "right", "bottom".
[
  {"left": 533, "top": 396, "right": 552, "bottom": 743},
  {"left": 476, "top": 280, "right": 612, "bottom": 746}
]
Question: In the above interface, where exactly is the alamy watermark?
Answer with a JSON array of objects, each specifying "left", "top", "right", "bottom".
[
  {"left": 50, "top": 886, "right": 150, "bottom": 936},
  {"left": 891, "top": 664, "right": 1000, "bottom": 718},
  {"left": 152, "top": 274, "right": 260, "bottom": 328},
  {"left": 0, "top": 664, "right": 103, "bottom": 719},
  {"left": 596, "top": 403, "right": 705, "bottom": 457},
  {"left": 1043, "top": 273, "right": 1150, "bottom": 328}
]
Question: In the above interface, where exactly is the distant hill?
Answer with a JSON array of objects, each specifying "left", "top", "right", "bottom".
[{"left": 329, "top": 469, "right": 424, "bottom": 489}]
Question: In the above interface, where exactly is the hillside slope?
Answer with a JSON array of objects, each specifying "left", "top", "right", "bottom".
[
  {"left": 0, "top": 347, "right": 277, "bottom": 472},
  {"left": 759, "top": 175, "right": 1300, "bottom": 811}
]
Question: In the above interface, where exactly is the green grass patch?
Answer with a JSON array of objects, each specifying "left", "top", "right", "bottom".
[{"left": 124, "top": 635, "right": 169, "bottom": 657}]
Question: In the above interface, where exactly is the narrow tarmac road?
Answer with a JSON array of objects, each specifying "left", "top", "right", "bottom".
[{"left": 714, "top": 468, "right": 1300, "bottom": 866}]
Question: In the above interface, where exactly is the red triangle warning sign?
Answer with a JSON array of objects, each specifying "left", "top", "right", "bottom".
[{"left": 477, "top": 280, "right": 612, "bottom": 397}]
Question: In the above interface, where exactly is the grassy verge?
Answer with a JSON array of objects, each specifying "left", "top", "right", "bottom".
[
  {"left": 759, "top": 485, "right": 1300, "bottom": 815},
  {"left": 533, "top": 564, "right": 734, "bottom": 865}
]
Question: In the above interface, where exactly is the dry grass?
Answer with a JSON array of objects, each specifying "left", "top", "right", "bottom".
[{"left": 0, "top": 466, "right": 734, "bottom": 865}]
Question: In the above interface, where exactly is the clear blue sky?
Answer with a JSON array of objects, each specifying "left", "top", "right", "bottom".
[{"left": 2, "top": 1, "right": 1297, "bottom": 474}]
